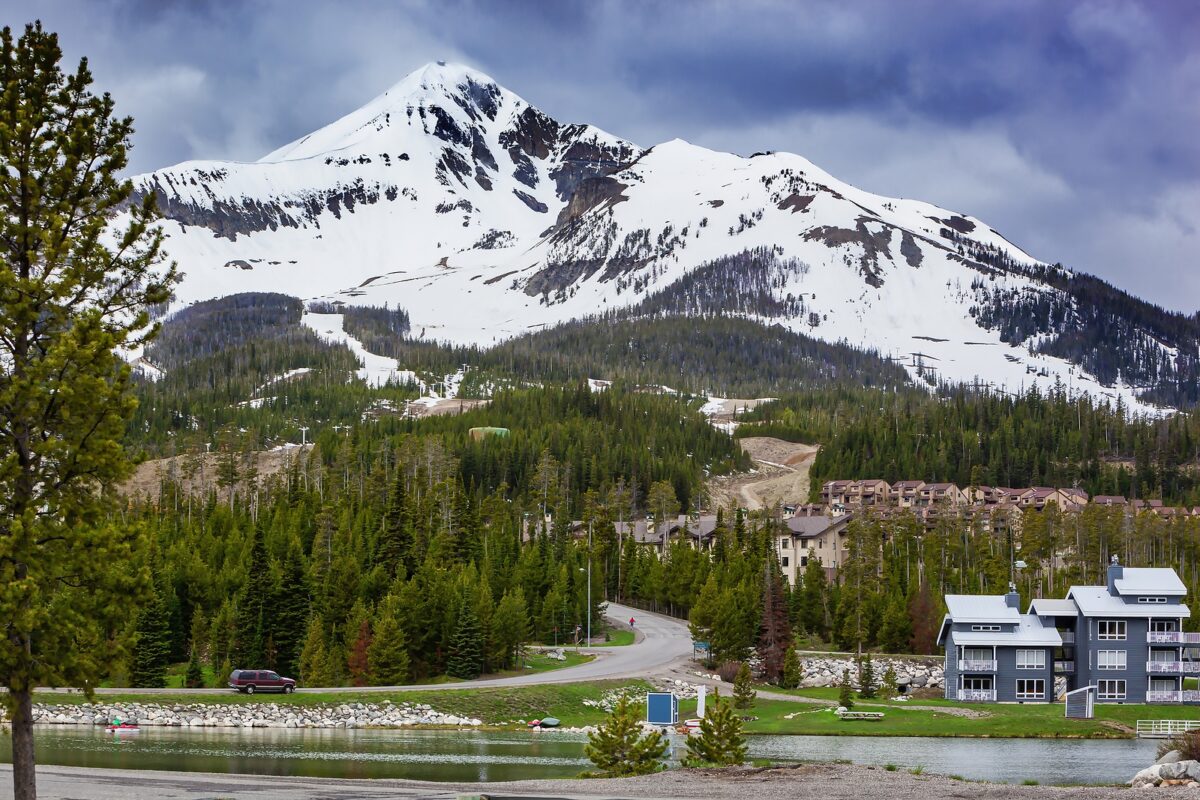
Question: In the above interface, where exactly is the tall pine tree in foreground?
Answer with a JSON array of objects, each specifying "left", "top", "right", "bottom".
[
  {"left": 447, "top": 601, "right": 484, "bottom": 679},
  {"left": 0, "top": 21, "right": 177, "bottom": 800},
  {"left": 684, "top": 690, "right": 746, "bottom": 767},
  {"left": 584, "top": 695, "right": 668, "bottom": 777},
  {"left": 131, "top": 587, "right": 171, "bottom": 688}
]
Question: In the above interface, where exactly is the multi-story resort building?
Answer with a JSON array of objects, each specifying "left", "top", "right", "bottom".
[{"left": 940, "top": 557, "right": 1197, "bottom": 703}]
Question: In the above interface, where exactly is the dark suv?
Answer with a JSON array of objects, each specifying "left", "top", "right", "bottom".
[{"left": 228, "top": 669, "right": 296, "bottom": 694}]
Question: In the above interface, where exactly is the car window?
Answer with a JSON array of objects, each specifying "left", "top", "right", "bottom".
[{"left": 267, "top": 672, "right": 279, "bottom": 680}]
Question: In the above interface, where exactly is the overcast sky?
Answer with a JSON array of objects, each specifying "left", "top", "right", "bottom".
[{"left": 13, "top": 0, "right": 1199, "bottom": 312}]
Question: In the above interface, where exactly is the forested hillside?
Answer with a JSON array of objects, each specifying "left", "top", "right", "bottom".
[{"left": 739, "top": 385, "right": 1200, "bottom": 505}]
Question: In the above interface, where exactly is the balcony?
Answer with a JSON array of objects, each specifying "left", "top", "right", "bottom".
[
  {"left": 957, "top": 689, "right": 997, "bottom": 702},
  {"left": 1147, "top": 661, "right": 1200, "bottom": 674},
  {"left": 1054, "top": 660, "right": 1075, "bottom": 673},
  {"left": 1149, "top": 632, "right": 1200, "bottom": 645},
  {"left": 1147, "top": 691, "right": 1200, "bottom": 704},
  {"left": 958, "top": 659, "right": 997, "bottom": 672},
  {"left": 1059, "top": 631, "right": 1075, "bottom": 645}
]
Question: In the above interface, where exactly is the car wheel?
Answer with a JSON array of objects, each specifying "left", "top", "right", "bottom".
[
  {"left": 284, "top": 685, "right": 294, "bottom": 694},
  {"left": 246, "top": 685, "right": 255, "bottom": 695}
]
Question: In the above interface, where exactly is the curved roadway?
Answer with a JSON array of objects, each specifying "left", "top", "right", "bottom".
[{"left": 36, "top": 602, "right": 693, "bottom": 695}]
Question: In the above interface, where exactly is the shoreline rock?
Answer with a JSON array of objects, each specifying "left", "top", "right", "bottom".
[{"left": 0, "top": 700, "right": 483, "bottom": 730}]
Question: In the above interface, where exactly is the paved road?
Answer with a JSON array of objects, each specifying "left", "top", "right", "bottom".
[{"left": 34, "top": 602, "right": 694, "bottom": 695}]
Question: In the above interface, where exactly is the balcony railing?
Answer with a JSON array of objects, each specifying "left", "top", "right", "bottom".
[
  {"left": 1147, "top": 661, "right": 1200, "bottom": 674},
  {"left": 957, "top": 689, "right": 996, "bottom": 702},
  {"left": 1059, "top": 631, "right": 1075, "bottom": 644},
  {"left": 958, "top": 659, "right": 997, "bottom": 672},
  {"left": 1147, "top": 691, "right": 1200, "bottom": 704},
  {"left": 1149, "top": 632, "right": 1200, "bottom": 644},
  {"left": 1054, "top": 660, "right": 1075, "bottom": 673}
]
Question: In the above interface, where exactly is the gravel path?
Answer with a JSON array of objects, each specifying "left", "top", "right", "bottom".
[{"left": 0, "top": 762, "right": 1133, "bottom": 800}]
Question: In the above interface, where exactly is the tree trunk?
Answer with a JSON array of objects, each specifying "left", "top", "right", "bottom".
[{"left": 10, "top": 686, "right": 37, "bottom": 800}]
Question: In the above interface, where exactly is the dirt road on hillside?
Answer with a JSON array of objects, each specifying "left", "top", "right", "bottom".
[{"left": 708, "top": 437, "right": 820, "bottom": 511}]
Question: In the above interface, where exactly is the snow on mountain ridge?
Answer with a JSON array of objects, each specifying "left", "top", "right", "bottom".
[{"left": 126, "top": 63, "right": 1178, "bottom": 414}]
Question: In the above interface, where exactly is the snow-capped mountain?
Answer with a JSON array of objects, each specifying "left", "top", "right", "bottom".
[{"left": 128, "top": 62, "right": 1198, "bottom": 412}]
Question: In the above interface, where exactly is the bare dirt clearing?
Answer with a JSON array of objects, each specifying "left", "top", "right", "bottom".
[
  {"left": 120, "top": 444, "right": 312, "bottom": 499},
  {"left": 708, "top": 437, "right": 820, "bottom": 510}
]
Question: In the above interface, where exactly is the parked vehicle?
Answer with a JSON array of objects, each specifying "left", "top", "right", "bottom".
[{"left": 227, "top": 669, "right": 296, "bottom": 694}]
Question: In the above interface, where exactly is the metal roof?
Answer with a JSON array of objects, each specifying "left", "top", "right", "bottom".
[
  {"left": 948, "top": 614, "right": 1064, "bottom": 647},
  {"left": 944, "top": 594, "right": 1021, "bottom": 624},
  {"left": 1028, "top": 598, "right": 1080, "bottom": 617},
  {"left": 1113, "top": 568, "right": 1187, "bottom": 597},
  {"left": 1067, "top": 585, "right": 1192, "bottom": 618}
]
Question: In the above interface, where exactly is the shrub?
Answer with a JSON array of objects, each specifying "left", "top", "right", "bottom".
[
  {"left": 584, "top": 695, "right": 668, "bottom": 777},
  {"left": 780, "top": 648, "right": 802, "bottom": 689},
  {"left": 733, "top": 662, "right": 757, "bottom": 709},
  {"left": 684, "top": 690, "right": 746, "bottom": 767},
  {"left": 1159, "top": 730, "right": 1200, "bottom": 761},
  {"left": 717, "top": 660, "right": 742, "bottom": 683}
]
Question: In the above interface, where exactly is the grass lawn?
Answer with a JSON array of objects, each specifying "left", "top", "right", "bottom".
[
  {"left": 593, "top": 629, "right": 635, "bottom": 647},
  {"left": 733, "top": 685, "right": 1200, "bottom": 738},
  {"left": 34, "top": 680, "right": 650, "bottom": 728}
]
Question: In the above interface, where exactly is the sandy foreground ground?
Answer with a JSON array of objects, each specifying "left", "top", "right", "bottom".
[{"left": 0, "top": 763, "right": 1132, "bottom": 800}]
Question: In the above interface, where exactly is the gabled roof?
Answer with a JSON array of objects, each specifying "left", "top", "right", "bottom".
[
  {"left": 943, "top": 613, "right": 1064, "bottom": 647},
  {"left": 1113, "top": 567, "right": 1186, "bottom": 597},
  {"left": 1028, "top": 598, "right": 1079, "bottom": 617},
  {"left": 944, "top": 594, "right": 1020, "bottom": 624},
  {"left": 1067, "top": 585, "right": 1191, "bottom": 618},
  {"left": 786, "top": 514, "right": 849, "bottom": 537}
]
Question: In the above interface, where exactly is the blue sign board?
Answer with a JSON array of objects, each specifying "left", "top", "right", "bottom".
[{"left": 646, "top": 692, "right": 678, "bottom": 725}]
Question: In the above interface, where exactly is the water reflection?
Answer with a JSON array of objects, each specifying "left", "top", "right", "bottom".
[{"left": 0, "top": 727, "right": 1157, "bottom": 785}]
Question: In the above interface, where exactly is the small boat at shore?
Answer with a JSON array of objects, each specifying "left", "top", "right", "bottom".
[
  {"left": 527, "top": 717, "right": 560, "bottom": 728},
  {"left": 105, "top": 723, "right": 140, "bottom": 733}
]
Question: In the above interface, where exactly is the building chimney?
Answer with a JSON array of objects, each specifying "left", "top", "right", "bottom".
[
  {"left": 1107, "top": 554, "right": 1123, "bottom": 595},
  {"left": 1004, "top": 581, "right": 1020, "bottom": 609}
]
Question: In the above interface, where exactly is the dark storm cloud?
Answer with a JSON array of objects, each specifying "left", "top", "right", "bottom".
[{"left": 10, "top": 0, "right": 1199, "bottom": 311}]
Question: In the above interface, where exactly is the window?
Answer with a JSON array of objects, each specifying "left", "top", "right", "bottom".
[
  {"left": 1098, "top": 679, "right": 1127, "bottom": 700},
  {"left": 781, "top": 556, "right": 789, "bottom": 568},
  {"left": 800, "top": 556, "right": 808, "bottom": 567},
  {"left": 1138, "top": 597, "right": 1168, "bottom": 604},
  {"left": 1097, "top": 650, "right": 1127, "bottom": 670},
  {"left": 1016, "top": 649, "right": 1045, "bottom": 670},
  {"left": 780, "top": 538, "right": 791, "bottom": 549},
  {"left": 971, "top": 624, "right": 1001, "bottom": 632},
  {"left": 1151, "top": 620, "right": 1180, "bottom": 633},
  {"left": 1015, "top": 679, "right": 1045, "bottom": 700},
  {"left": 1097, "top": 620, "right": 1127, "bottom": 640}
]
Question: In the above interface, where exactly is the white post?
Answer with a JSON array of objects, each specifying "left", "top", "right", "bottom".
[{"left": 697, "top": 685, "right": 707, "bottom": 719}]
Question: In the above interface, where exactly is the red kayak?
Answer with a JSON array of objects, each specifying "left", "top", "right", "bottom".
[{"left": 105, "top": 724, "right": 140, "bottom": 733}]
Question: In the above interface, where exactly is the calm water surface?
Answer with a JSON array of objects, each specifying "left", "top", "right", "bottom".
[{"left": 0, "top": 728, "right": 1159, "bottom": 785}]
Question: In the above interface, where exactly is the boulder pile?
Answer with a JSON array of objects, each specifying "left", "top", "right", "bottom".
[
  {"left": 3, "top": 701, "right": 482, "bottom": 730},
  {"left": 798, "top": 656, "right": 944, "bottom": 690}
]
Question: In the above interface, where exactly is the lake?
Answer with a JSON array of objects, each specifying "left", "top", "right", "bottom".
[{"left": 0, "top": 727, "right": 1158, "bottom": 785}]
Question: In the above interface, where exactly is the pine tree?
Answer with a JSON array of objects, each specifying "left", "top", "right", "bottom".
[
  {"left": 346, "top": 619, "right": 372, "bottom": 687},
  {"left": 858, "top": 653, "right": 876, "bottom": 698},
  {"left": 0, "top": 21, "right": 178, "bottom": 799},
  {"left": 878, "top": 587, "right": 913, "bottom": 653},
  {"left": 298, "top": 615, "right": 332, "bottom": 687},
  {"left": 233, "top": 528, "right": 271, "bottom": 669},
  {"left": 368, "top": 598, "right": 411, "bottom": 685},
  {"left": 838, "top": 668, "right": 855, "bottom": 710},
  {"left": 184, "top": 648, "right": 204, "bottom": 689},
  {"left": 271, "top": 539, "right": 309, "bottom": 677},
  {"left": 683, "top": 690, "right": 746, "bottom": 767},
  {"left": 780, "top": 648, "right": 802, "bottom": 690},
  {"left": 491, "top": 588, "right": 530, "bottom": 670},
  {"left": 757, "top": 565, "right": 791, "bottom": 682},
  {"left": 130, "top": 588, "right": 171, "bottom": 688},
  {"left": 584, "top": 695, "right": 668, "bottom": 777},
  {"left": 880, "top": 664, "right": 898, "bottom": 700},
  {"left": 733, "top": 662, "right": 756, "bottom": 709},
  {"left": 446, "top": 602, "right": 484, "bottom": 679}
]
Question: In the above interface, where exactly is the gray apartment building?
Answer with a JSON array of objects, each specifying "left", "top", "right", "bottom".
[{"left": 940, "top": 557, "right": 1197, "bottom": 703}]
